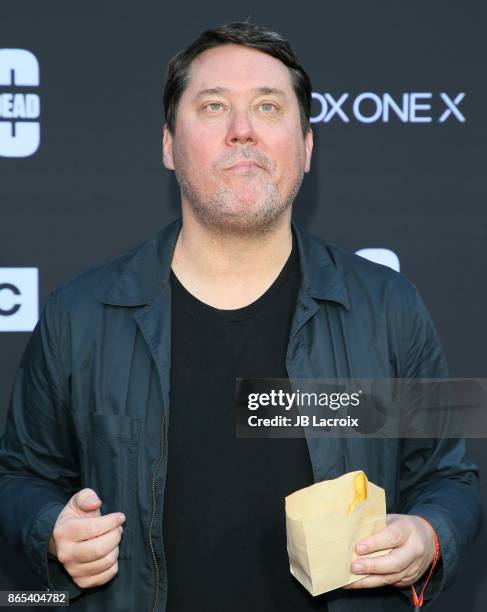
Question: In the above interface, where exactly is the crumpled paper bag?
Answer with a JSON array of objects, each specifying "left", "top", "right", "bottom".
[{"left": 285, "top": 470, "right": 390, "bottom": 595}]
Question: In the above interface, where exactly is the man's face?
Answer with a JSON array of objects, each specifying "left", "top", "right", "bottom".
[{"left": 163, "top": 43, "right": 313, "bottom": 235}]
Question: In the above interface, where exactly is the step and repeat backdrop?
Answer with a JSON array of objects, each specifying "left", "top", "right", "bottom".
[{"left": 1, "top": 1, "right": 486, "bottom": 609}]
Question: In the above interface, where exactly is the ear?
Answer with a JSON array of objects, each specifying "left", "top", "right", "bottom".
[
  {"left": 304, "top": 127, "right": 313, "bottom": 173},
  {"left": 162, "top": 123, "right": 175, "bottom": 170}
]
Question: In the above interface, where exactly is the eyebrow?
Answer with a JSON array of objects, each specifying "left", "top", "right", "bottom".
[{"left": 193, "top": 86, "right": 287, "bottom": 100}]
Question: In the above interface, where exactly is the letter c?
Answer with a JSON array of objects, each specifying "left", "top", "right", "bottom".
[{"left": 0, "top": 283, "right": 21, "bottom": 316}]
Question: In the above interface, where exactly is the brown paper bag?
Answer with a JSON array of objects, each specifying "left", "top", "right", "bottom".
[{"left": 285, "top": 470, "right": 390, "bottom": 595}]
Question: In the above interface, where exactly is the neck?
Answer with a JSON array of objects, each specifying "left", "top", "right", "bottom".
[{"left": 171, "top": 206, "right": 293, "bottom": 309}]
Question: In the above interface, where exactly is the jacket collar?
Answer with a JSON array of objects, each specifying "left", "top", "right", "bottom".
[
  {"left": 101, "top": 217, "right": 181, "bottom": 307},
  {"left": 102, "top": 216, "right": 350, "bottom": 310},
  {"left": 292, "top": 219, "right": 350, "bottom": 309}
]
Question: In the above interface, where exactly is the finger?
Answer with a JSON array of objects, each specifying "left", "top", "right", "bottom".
[
  {"left": 351, "top": 548, "right": 412, "bottom": 576},
  {"left": 65, "top": 512, "right": 125, "bottom": 543},
  {"left": 72, "top": 526, "right": 123, "bottom": 563},
  {"left": 389, "top": 574, "right": 419, "bottom": 588},
  {"left": 355, "top": 521, "right": 406, "bottom": 555},
  {"left": 343, "top": 572, "right": 404, "bottom": 589},
  {"left": 73, "top": 561, "right": 119, "bottom": 589},
  {"left": 70, "top": 488, "right": 102, "bottom": 515},
  {"left": 68, "top": 546, "right": 119, "bottom": 578}
]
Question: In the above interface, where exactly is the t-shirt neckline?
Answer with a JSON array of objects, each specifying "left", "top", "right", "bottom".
[{"left": 170, "top": 228, "right": 298, "bottom": 322}]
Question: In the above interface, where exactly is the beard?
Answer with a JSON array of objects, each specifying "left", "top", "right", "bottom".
[{"left": 172, "top": 148, "right": 305, "bottom": 237}]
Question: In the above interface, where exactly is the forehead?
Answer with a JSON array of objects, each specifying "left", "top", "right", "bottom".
[{"left": 184, "top": 44, "right": 294, "bottom": 97}]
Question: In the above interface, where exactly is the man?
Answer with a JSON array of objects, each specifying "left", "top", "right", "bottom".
[{"left": 0, "top": 22, "right": 482, "bottom": 612}]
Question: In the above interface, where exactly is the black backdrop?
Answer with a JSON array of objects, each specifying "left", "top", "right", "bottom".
[{"left": 1, "top": 1, "right": 486, "bottom": 609}]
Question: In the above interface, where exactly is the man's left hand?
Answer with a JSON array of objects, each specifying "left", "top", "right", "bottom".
[{"left": 343, "top": 514, "right": 437, "bottom": 589}]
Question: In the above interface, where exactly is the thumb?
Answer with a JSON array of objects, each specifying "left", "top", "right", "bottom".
[{"left": 70, "top": 488, "right": 102, "bottom": 516}]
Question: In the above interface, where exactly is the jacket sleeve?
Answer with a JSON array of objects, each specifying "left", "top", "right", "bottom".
[
  {"left": 396, "top": 287, "right": 483, "bottom": 607},
  {"left": 0, "top": 289, "right": 83, "bottom": 598}
]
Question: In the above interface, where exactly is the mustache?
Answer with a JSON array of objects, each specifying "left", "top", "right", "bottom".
[{"left": 219, "top": 149, "right": 272, "bottom": 172}]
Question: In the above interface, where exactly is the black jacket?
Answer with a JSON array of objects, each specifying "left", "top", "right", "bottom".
[{"left": 0, "top": 217, "right": 482, "bottom": 611}]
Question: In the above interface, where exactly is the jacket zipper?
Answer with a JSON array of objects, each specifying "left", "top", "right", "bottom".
[{"left": 149, "top": 413, "right": 165, "bottom": 612}]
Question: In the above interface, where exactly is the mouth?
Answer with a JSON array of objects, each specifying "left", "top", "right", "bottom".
[{"left": 225, "top": 161, "right": 263, "bottom": 173}]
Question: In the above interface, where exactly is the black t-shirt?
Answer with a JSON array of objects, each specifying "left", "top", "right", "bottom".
[{"left": 164, "top": 229, "right": 328, "bottom": 611}]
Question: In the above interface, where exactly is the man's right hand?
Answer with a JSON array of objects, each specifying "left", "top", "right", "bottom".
[{"left": 48, "top": 488, "right": 126, "bottom": 589}]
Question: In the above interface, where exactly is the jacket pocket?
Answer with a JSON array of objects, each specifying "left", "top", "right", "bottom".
[{"left": 78, "top": 413, "right": 141, "bottom": 560}]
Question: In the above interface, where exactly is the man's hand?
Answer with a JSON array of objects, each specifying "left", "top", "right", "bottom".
[
  {"left": 343, "top": 514, "right": 437, "bottom": 589},
  {"left": 48, "top": 488, "right": 126, "bottom": 589}
]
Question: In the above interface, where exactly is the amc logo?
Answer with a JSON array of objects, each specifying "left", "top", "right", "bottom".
[
  {"left": 0, "top": 268, "right": 39, "bottom": 332},
  {"left": 0, "top": 49, "right": 40, "bottom": 158}
]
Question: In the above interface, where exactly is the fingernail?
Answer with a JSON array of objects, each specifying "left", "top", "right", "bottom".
[
  {"left": 352, "top": 563, "right": 364, "bottom": 573},
  {"left": 87, "top": 496, "right": 99, "bottom": 505},
  {"left": 119, "top": 514, "right": 126, "bottom": 523},
  {"left": 356, "top": 544, "right": 367, "bottom": 554}
]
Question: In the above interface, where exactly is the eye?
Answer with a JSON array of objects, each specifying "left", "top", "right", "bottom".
[
  {"left": 259, "top": 102, "right": 279, "bottom": 113},
  {"left": 204, "top": 102, "right": 225, "bottom": 113}
]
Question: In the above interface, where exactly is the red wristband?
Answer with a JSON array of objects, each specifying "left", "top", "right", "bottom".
[{"left": 410, "top": 516, "right": 441, "bottom": 608}]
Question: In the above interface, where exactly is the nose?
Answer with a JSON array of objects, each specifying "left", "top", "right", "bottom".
[{"left": 225, "top": 108, "right": 258, "bottom": 146}]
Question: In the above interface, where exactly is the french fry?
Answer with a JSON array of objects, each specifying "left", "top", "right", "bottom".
[{"left": 347, "top": 471, "right": 368, "bottom": 515}]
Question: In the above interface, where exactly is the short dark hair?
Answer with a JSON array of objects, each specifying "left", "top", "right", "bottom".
[{"left": 163, "top": 22, "right": 312, "bottom": 137}]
